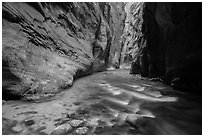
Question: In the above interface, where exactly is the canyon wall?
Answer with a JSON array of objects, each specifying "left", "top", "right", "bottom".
[
  {"left": 130, "top": 2, "right": 202, "bottom": 92},
  {"left": 2, "top": 2, "right": 126, "bottom": 100},
  {"left": 2, "top": 2, "right": 202, "bottom": 100},
  {"left": 120, "top": 2, "right": 145, "bottom": 69}
]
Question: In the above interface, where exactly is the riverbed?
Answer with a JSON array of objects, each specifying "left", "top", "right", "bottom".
[{"left": 2, "top": 69, "right": 202, "bottom": 135}]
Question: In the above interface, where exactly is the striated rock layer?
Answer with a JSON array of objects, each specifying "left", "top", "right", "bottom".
[
  {"left": 2, "top": 2, "right": 126, "bottom": 100},
  {"left": 120, "top": 2, "right": 145, "bottom": 69},
  {"left": 129, "top": 2, "right": 202, "bottom": 93}
]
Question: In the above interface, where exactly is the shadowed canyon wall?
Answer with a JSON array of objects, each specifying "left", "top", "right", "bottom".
[
  {"left": 2, "top": 2, "right": 202, "bottom": 100},
  {"left": 130, "top": 2, "right": 202, "bottom": 93}
]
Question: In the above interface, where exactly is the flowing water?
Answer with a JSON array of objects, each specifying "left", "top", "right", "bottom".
[{"left": 2, "top": 69, "right": 202, "bottom": 135}]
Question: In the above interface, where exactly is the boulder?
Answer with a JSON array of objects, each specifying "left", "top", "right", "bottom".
[
  {"left": 70, "top": 119, "right": 84, "bottom": 128},
  {"left": 51, "top": 124, "right": 73, "bottom": 135},
  {"left": 75, "top": 127, "right": 89, "bottom": 135}
]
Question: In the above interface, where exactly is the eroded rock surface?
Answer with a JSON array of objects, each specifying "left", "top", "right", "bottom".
[
  {"left": 2, "top": 2, "right": 126, "bottom": 100},
  {"left": 2, "top": 2, "right": 202, "bottom": 135},
  {"left": 120, "top": 3, "right": 145, "bottom": 69}
]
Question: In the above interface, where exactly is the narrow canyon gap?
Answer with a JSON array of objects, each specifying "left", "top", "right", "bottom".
[{"left": 2, "top": 2, "right": 202, "bottom": 135}]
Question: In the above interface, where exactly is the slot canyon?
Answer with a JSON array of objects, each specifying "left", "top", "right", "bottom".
[{"left": 2, "top": 2, "right": 202, "bottom": 135}]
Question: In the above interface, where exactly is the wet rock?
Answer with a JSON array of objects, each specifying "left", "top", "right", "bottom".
[
  {"left": 51, "top": 124, "right": 73, "bottom": 135},
  {"left": 66, "top": 113, "right": 79, "bottom": 119},
  {"left": 12, "top": 124, "right": 23, "bottom": 132},
  {"left": 116, "top": 112, "right": 129, "bottom": 124},
  {"left": 24, "top": 119, "right": 35, "bottom": 126},
  {"left": 125, "top": 114, "right": 144, "bottom": 127},
  {"left": 75, "top": 127, "right": 88, "bottom": 135},
  {"left": 70, "top": 119, "right": 84, "bottom": 127}
]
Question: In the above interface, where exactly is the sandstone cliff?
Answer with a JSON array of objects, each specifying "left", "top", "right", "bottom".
[
  {"left": 2, "top": 2, "right": 126, "bottom": 100},
  {"left": 120, "top": 2, "right": 145, "bottom": 69}
]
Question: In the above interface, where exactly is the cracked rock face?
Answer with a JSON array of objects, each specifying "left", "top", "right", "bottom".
[{"left": 2, "top": 2, "right": 126, "bottom": 100}]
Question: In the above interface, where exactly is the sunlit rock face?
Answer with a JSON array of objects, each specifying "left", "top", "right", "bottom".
[
  {"left": 130, "top": 3, "right": 202, "bottom": 92},
  {"left": 2, "top": 2, "right": 126, "bottom": 100},
  {"left": 120, "top": 2, "right": 145, "bottom": 69}
]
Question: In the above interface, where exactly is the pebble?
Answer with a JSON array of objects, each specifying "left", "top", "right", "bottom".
[
  {"left": 75, "top": 127, "right": 88, "bottom": 135},
  {"left": 24, "top": 119, "right": 35, "bottom": 126},
  {"left": 51, "top": 124, "right": 73, "bottom": 135},
  {"left": 70, "top": 119, "right": 84, "bottom": 127}
]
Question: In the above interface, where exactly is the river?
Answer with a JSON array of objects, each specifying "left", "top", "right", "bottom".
[{"left": 2, "top": 69, "right": 202, "bottom": 135}]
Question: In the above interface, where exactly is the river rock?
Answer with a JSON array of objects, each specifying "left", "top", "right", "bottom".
[
  {"left": 51, "top": 124, "right": 73, "bottom": 135},
  {"left": 24, "top": 119, "right": 35, "bottom": 126},
  {"left": 125, "top": 114, "right": 144, "bottom": 127},
  {"left": 12, "top": 124, "right": 23, "bottom": 132},
  {"left": 75, "top": 127, "right": 88, "bottom": 135},
  {"left": 70, "top": 119, "right": 84, "bottom": 127}
]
